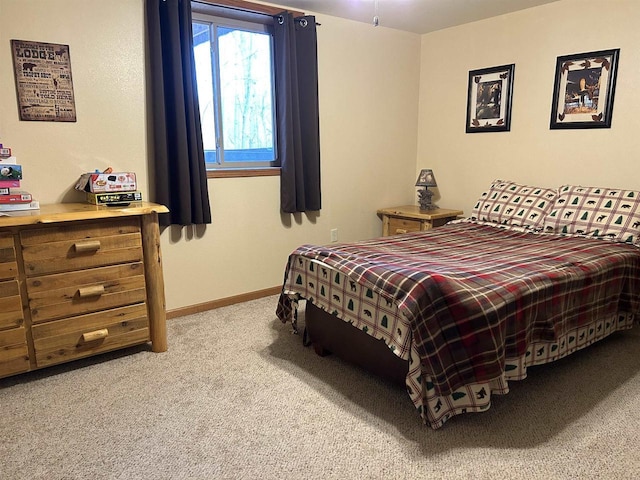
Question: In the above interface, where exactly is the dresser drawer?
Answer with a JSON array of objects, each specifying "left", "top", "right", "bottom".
[
  {"left": 20, "top": 218, "right": 143, "bottom": 276},
  {"left": 26, "top": 262, "right": 147, "bottom": 324},
  {"left": 388, "top": 217, "right": 422, "bottom": 234},
  {"left": 0, "top": 234, "right": 18, "bottom": 280},
  {"left": 32, "top": 303, "right": 149, "bottom": 367},
  {"left": 0, "top": 280, "right": 24, "bottom": 330},
  {"left": 0, "top": 237, "right": 28, "bottom": 377},
  {"left": 0, "top": 327, "right": 29, "bottom": 377}
]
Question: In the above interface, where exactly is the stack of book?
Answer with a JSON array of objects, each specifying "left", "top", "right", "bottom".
[{"left": 0, "top": 144, "right": 39, "bottom": 212}]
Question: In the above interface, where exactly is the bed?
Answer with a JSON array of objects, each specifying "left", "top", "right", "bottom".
[{"left": 276, "top": 180, "right": 640, "bottom": 429}]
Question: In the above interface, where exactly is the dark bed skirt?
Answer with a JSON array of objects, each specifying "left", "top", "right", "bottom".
[{"left": 304, "top": 301, "right": 409, "bottom": 386}]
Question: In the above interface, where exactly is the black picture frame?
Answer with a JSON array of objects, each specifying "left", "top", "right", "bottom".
[
  {"left": 549, "top": 48, "right": 619, "bottom": 129},
  {"left": 465, "top": 64, "right": 515, "bottom": 133}
]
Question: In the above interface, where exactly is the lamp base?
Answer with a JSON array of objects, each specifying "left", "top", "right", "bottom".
[
  {"left": 417, "top": 188, "right": 438, "bottom": 211},
  {"left": 419, "top": 204, "right": 439, "bottom": 211}
]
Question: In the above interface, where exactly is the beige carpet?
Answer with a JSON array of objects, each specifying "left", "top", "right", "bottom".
[{"left": 1, "top": 295, "right": 639, "bottom": 479}]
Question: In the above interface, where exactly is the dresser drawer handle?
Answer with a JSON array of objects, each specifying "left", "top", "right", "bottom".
[
  {"left": 395, "top": 228, "right": 408, "bottom": 234},
  {"left": 74, "top": 240, "right": 101, "bottom": 253},
  {"left": 81, "top": 328, "right": 109, "bottom": 342},
  {"left": 78, "top": 285, "right": 105, "bottom": 297}
]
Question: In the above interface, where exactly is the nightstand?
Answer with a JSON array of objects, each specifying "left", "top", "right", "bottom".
[{"left": 377, "top": 205, "right": 463, "bottom": 236}]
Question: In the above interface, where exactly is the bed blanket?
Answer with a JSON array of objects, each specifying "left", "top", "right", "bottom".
[{"left": 277, "top": 223, "right": 640, "bottom": 397}]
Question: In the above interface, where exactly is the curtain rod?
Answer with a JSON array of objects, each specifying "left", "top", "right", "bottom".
[
  {"left": 192, "top": 0, "right": 320, "bottom": 26},
  {"left": 192, "top": 0, "right": 305, "bottom": 18}
]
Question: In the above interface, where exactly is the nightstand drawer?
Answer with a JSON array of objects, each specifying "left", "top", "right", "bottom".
[
  {"left": 378, "top": 206, "right": 464, "bottom": 237},
  {"left": 20, "top": 218, "right": 143, "bottom": 276},
  {"left": 388, "top": 217, "right": 422, "bottom": 234},
  {"left": 26, "top": 263, "right": 147, "bottom": 324},
  {"left": 32, "top": 303, "right": 149, "bottom": 367}
]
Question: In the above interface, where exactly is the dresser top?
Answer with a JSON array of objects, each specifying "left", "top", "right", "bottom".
[{"left": 0, "top": 202, "right": 168, "bottom": 228}]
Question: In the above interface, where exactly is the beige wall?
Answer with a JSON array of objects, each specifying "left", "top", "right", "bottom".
[
  {"left": 6, "top": 0, "right": 635, "bottom": 313},
  {"left": 418, "top": 0, "right": 640, "bottom": 215},
  {"left": 0, "top": 0, "right": 421, "bottom": 311},
  {"left": 0, "top": 0, "right": 149, "bottom": 200}
]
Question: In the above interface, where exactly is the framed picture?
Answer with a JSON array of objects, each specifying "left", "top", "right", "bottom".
[
  {"left": 466, "top": 64, "right": 515, "bottom": 133},
  {"left": 10, "top": 39, "right": 77, "bottom": 122},
  {"left": 549, "top": 49, "right": 619, "bottom": 129}
]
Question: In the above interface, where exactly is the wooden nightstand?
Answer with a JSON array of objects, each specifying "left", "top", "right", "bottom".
[{"left": 377, "top": 205, "right": 463, "bottom": 236}]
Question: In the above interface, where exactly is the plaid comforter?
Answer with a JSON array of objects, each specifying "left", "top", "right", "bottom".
[{"left": 277, "top": 222, "right": 640, "bottom": 397}]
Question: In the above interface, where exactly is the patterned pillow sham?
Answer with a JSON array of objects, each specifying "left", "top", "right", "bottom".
[
  {"left": 470, "top": 180, "right": 556, "bottom": 230},
  {"left": 543, "top": 185, "right": 640, "bottom": 245}
]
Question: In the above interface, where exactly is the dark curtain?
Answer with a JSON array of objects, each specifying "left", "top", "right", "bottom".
[
  {"left": 146, "top": 0, "right": 211, "bottom": 226},
  {"left": 273, "top": 13, "right": 321, "bottom": 213}
]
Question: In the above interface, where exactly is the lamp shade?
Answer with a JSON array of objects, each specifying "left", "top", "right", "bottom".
[{"left": 415, "top": 169, "right": 437, "bottom": 187}]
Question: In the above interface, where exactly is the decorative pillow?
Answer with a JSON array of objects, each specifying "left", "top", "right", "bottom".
[
  {"left": 470, "top": 180, "right": 557, "bottom": 230},
  {"left": 543, "top": 185, "right": 640, "bottom": 245}
]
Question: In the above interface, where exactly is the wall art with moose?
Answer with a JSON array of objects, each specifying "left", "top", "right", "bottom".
[{"left": 549, "top": 49, "right": 619, "bottom": 129}]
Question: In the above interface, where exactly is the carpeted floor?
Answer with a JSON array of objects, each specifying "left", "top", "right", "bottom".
[{"left": 1, "top": 295, "right": 639, "bottom": 479}]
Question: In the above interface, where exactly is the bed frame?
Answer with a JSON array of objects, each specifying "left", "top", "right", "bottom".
[
  {"left": 303, "top": 300, "right": 635, "bottom": 429},
  {"left": 305, "top": 301, "right": 408, "bottom": 386}
]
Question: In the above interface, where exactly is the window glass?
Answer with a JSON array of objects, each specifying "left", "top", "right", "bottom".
[
  {"left": 192, "top": 22, "right": 217, "bottom": 163},
  {"left": 192, "top": 13, "right": 277, "bottom": 170}
]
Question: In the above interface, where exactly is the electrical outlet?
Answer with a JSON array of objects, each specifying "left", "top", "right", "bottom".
[{"left": 330, "top": 228, "right": 338, "bottom": 243}]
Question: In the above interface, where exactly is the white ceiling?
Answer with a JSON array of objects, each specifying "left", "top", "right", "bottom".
[{"left": 274, "top": 0, "right": 561, "bottom": 34}]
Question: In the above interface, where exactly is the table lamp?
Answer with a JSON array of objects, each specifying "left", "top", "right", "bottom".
[{"left": 415, "top": 169, "right": 438, "bottom": 210}]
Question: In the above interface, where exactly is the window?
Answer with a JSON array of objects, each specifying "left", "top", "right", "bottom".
[{"left": 192, "top": 4, "right": 277, "bottom": 172}]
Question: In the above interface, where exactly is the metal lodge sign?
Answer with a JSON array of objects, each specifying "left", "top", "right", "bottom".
[{"left": 11, "top": 39, "right": 77, "bottom": 122}]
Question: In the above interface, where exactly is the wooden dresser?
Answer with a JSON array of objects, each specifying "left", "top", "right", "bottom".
[{"left": 0, "top": 202, "right": 168, "bottom": 379}]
